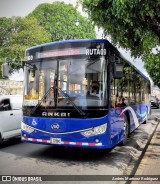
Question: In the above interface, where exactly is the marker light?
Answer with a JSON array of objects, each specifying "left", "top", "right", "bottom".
[
  {"left": 21, "top": 122, "right": 34, "bottom": 134},
  {"left": 81, "top": 123, "right": 107, "bottom": 137}
]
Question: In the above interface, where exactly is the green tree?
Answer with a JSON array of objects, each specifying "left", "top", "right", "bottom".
[
  {"left": 0, "top": 16, "right": 50, "bottom": 72},
  {"left": 0, "top": 58, "right": 3, "bottom": 79},
  {"left": 27, "top": 2, "right": 96, "bottom": 41},
  {"left": 80, "top": 0, "right": 160, "bottom": 87},
  {"left": 0, "top": 17, "right": 13, "bottom": 48},
  {"left": 143, "top": 53, "right": 160, "bottom": 87}
]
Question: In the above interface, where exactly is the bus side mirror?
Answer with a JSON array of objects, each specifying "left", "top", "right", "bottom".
[
  {"left": 2, "top": 62, "right": 10, "bottom": 78},
  {"left": 113, "top": 63, "right": 123, "bottom": 79}
]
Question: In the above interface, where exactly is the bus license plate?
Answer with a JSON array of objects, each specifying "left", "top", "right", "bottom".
[{"left": 50, "top": 138, "right": 62, "bottom": 144}]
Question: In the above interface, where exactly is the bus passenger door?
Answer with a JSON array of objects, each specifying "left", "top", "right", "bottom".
[{"left": 110, "top": 77, "right": 125, "bottom": 145}]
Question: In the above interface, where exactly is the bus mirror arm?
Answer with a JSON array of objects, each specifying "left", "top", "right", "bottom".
[
  {"left": 1, "top": 59, "right": 37, "bottom": 78},
  {"left": 22, "top": 61, "right": 37, "bottom": 71}
]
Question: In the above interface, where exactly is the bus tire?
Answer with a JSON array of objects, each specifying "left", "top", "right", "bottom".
[
  {"left": 143, "top": 107, "right": 148, "bottom": 124},
  {"left": 119, "top": 114, "right": 129, "bottom": 146}
]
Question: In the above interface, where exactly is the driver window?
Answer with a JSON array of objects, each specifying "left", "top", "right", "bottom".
[{"left": 0, "top": 98, "right": 12, "bottom": 111}]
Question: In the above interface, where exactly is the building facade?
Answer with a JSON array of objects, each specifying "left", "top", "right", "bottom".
[{"left": 0, "top": 79, "right": 23, "bottom": 95}]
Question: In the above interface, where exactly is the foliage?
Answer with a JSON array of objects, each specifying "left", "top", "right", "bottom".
[
  {"left": 80, "top": 0, "right": 160, "bottom": 87},
  {"left": 0, "top": 17, "right": 13, "bottom": 48},
  {"left": 0, "top": 58, "right": 3, "bottom": 79},
  {"left": 27, "top": 2, "right": 96, "bottom": 41},
  {"left": 0, "top": 16, "right": 50, "bottom": 72},
  {"left": 0, "top": 2, "right": 96, "bottom": 75},
  {"left": 143, "top": 53, "right": 160, "bottom": 87}
]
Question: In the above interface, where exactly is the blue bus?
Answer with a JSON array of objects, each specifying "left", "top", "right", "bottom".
[{"left": 21, "top": 39, "right": 151, "bottom": 149}]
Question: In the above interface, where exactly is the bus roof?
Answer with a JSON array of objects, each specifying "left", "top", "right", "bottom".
[
  {"left": 26, "top": 39, "right": 113, "bottom": 50},
  {"left": 26, "top": 39, "right": 149, "bottom": 81}
]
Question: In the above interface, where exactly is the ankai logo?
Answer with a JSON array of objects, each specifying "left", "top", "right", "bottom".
[
  {"left": 51, "top": 123, "right": 60, "bottom": 130},
  {"left": 42, "top": 112, "right": 70, "bottom": 117}
]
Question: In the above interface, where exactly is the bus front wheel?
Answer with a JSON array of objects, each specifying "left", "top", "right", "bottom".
[
  {"left": 143, "top": 107, "right": 148, "bottom": 124},
  {"left": 119, "top": 115, "right": 129, "bottom": 146}
]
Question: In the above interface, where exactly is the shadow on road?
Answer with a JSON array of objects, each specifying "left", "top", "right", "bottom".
[
  {"left": 0, "top": 118, "right": 158, "bottom": 173},
  {"left": 0, "top": 137, "right": 21, "bottom": 149}
]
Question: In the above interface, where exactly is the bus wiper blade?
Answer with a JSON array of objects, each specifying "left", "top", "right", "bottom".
[
  {"left": 58, "top": 87, "right": 87, "bottom": 117},
  {"left": 30, "top": 86, "right": 55, "bottom": 115}
]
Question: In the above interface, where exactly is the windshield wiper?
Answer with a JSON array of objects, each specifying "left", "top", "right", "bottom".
[
  {"left": 30, "top": 86, "right": 55, "bottom": 115},
  {"left": 30, "top": 85, "right": 87, "bottom": 117},
  {"left": 58, "top": 87, "right": 87, "bottom": 118}
]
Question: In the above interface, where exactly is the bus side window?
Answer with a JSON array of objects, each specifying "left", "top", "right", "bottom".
[
  {"left": 110, "top": 77, "right": 121, "bottom": 108},
  {"left": 111, "top": 63, "right": 131, "bottom": 108}
]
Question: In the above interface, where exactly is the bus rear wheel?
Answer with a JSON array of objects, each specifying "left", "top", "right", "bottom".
[
  {"left": 143, "top": 107, "right": 148, "bottom": 124},
  {"left": 119, "top": 115, "right": 129, "bottom": 146}
]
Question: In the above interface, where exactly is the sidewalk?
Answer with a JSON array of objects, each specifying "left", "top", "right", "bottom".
[{"left": 132, "top": 117, "right": 160, "bottom": 184}]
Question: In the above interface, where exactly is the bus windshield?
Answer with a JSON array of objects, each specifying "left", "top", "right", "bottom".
[{"left": 24, "top": 55, "right": 107, "bottom": 109}]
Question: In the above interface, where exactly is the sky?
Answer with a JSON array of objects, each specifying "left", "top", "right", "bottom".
[
  {"left": 0, "top": 0, "right": 148, "bottom": 80},
  {"left": 0, "top": 0, "right": 77, "bottom": 17}
]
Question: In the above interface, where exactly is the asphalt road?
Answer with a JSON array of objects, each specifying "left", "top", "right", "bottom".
[{"left": 0, "top": 109, "right": 159, "bottom": 184}]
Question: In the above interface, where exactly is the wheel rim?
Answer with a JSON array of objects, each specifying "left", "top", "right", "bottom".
[
  {"left": 146, "top": 108, "right": 148, "bottom": 121},
  {"left": 123, "top": 120, "right": 128, "bottom": 140}
]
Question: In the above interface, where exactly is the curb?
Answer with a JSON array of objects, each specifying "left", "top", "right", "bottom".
[{"left": 130, "top": 117, "right": 160, "bottom": 184}]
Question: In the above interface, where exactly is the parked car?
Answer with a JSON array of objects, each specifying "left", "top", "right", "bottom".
[
  {"left": 156, "top": 95, "right": 160, "bottom": 104},
  {"left": 0, "top": 95, "right": 23, "bottom": 143},
  {"left": 150, "top": 96, "right": 159, "bottom": 109}
]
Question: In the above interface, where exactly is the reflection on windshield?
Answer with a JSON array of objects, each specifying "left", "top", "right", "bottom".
[
  {"left": 24, "top": 69, "right": 39, "bottom": 100},
  {"left": 24, "top": 56, "right": 107, "bottom": 108}
]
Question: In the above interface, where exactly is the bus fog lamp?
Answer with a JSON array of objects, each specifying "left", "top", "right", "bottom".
[
  {"left": 21, "top": 122, "right": 34, "bottom": 133},
  {"left": 95, "top": 138, "right": 100, "bottom": 143},
  {"left": 81, "top": 123, "right": 107, "bottom": 137}
]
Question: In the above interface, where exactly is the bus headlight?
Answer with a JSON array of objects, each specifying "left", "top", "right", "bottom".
[
  {"left": 81, "top": 123, "right": 107, "bottom": 137},
  {"left": 21, "top": 122, "right": 34, "bottom": 134}
]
